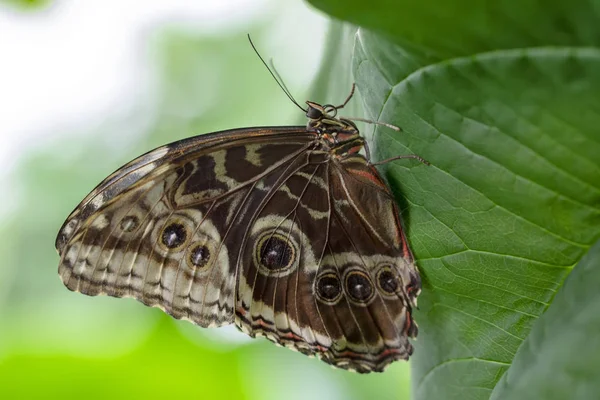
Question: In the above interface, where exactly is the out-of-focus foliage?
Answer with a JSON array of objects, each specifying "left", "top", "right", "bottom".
[{"left": 1, "top": 0, "right": 50, "bottom": 10}]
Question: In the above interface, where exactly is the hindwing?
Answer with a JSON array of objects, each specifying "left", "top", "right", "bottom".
[{"left": 234, "top": 152, "right": 420, "bottom": 372}]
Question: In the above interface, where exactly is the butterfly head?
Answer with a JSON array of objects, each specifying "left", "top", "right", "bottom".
[{"left": 305, "top": 100, "right": 359, "bottom": 141}]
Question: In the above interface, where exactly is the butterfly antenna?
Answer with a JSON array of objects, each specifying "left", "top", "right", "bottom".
[
  {"left": 247, "top": 34, "right": 306, "bottom": 112},
  {"left": 269, "top": 59, "right": 295, "bottom": 104}
]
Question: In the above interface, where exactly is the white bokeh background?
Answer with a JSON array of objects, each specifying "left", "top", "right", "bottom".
[{"left": 0, "top": 0, "right": 328, "bottom": 213}]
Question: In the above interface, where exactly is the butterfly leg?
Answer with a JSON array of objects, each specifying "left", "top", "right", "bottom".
[
  {"left": 363, "top": 140, "right": 430, "bottom": 166},
  {"left": 333, "top": 83, "right": 356, "bottom": 109},
  {"left": 323, "top": 84, "right": 357, "bottom": 117},
  {"left": 370, "top": 154, "right": 430, "bottom": 166}
]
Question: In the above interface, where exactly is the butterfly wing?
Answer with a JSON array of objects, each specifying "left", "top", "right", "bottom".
[
  {"left": 56, "top": 126, "right": 315, "bottom": 327},
  {"left": 57, "top": 125, "right": 421, "bottom": 372},
  {"left": 234, "top": 152, "right": 421, "bottom": 373}
]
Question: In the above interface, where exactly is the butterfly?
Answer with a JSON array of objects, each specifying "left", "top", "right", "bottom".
[{"left": 55, "top": 39, "right": 424, "bottom": 373}]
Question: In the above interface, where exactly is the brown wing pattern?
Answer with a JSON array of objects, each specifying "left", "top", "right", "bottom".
[
  {"left": 56, "top": 127, "right": 315, "bottom": 327},
  {"left": 234, "top": 152, "right": 420, "bottom": 373},
  {"left": 56, "top": 126, "right": 421, "bottom": 373}
]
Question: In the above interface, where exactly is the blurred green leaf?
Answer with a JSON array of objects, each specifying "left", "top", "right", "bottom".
[
  {"left": 489, "top": 239, "right": 600, "bottom": 400},
  {"left": 1, "top": 0, "right": 50, "bottom": 10},
  {"left": 308, "top": 22, "right": 357, "bottom": 106},
  {"left": 148, "top": 29, "right": 307, "bottom": 148},
  {"left": 0, "top": 318, "right": 247, "bottom": 399},
  {"left": 308, "top": 0, "right": 600, "bottom": 58}
]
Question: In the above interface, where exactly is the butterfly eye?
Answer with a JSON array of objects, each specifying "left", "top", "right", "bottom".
[
  {"left": 344, "top": 270, "right": 375, "bottom": 305},
  {"left": 255, "top": 232, "right": 297, "bottom": 275},
  {"left": 305, "top": 104, "right": 323, "bottom": 120},
  {"left": 159, "top": 221, "right": 188, "bottom": 251},
  {"left": 315, "top": 272, "right": 342, "bottom": 304}
]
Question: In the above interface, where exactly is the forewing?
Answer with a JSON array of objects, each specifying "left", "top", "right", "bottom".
[{"left": 56, "top": 126, "right": 314, "bottom": 327}]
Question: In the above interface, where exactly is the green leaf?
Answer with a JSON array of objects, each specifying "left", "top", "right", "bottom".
[
  {"left": 309, "top": 0, "right": 600, "bottom": 398},
  {"left": 308, "top": 0, "right": 600, "bottom": 58},
  {"left": 490, "top": 238, "right": 600, "bottom": 400},
  {"left": 361, "top": 45, "right": 600, "bottom": 400}
]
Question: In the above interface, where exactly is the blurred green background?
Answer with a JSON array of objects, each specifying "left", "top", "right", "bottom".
[{"left": 0, "top": 0, "right": 412, "bottom": 399}]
